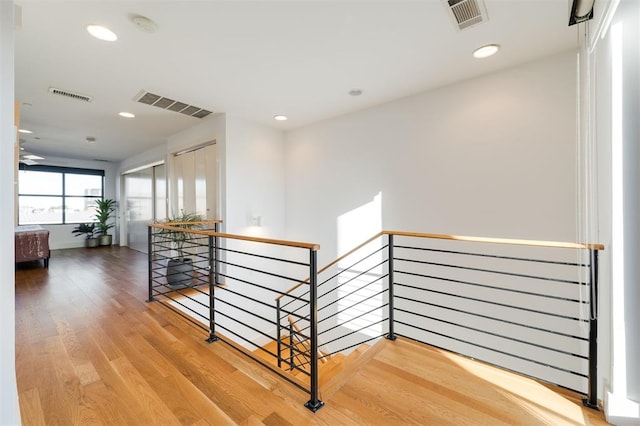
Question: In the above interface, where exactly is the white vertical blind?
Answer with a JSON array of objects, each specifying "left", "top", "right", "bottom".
[
  {"left": 124, "top": 167, "right": 153, "bottom": 253},
  {"left": 173, "top": 142, "right": 217, "bottom": 219},
  {"left": 124, "top": 163, "right": 166, "bottom": 253}
]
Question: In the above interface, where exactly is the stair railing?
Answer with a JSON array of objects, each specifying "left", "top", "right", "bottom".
[
  {"left": 148, "top": 224, "right": 603, "bottom": 412},
  {"left": 148, "top": 221, "right": 324, "bottom": 412},
  {"left": 278, "top": 230, "right": 604, "bottom": 410}
]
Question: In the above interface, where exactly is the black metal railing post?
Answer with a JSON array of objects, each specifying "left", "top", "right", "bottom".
[
  {"left": 386, "top": 233, "right": 396, "bottom": 341},
  {"left": 289, "top": 321, "right": 295, "bottom": 371},
  {"left": 147, "top": 226, "right": 154, "bottom": 302},
  {"left": 583, "top": 249, "right": 599, "bottom": 409},
  {"left": 214, "top": 222, "right": 220, "bottom": 286},
  {"left": 276, "top": 299, "right": 282, "bottom": 368},
  {"left": 304, "top": 249, "right": 324, "bottom": 413},
  {"left": 206, "top": 234, "right": 218, "bottom": 343}
]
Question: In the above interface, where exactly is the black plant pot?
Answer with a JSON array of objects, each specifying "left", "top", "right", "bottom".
[{"left": 166, "top": 258, "right": 194, "bottom": 288}]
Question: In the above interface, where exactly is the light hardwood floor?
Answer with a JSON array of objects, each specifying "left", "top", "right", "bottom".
[{"left": 15, "top": 246, "right": 610, "bottom": 425}]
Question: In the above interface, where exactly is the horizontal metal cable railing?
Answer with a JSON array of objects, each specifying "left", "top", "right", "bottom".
[
  {"left": 279, "top": 230, "right": 603, "bottom": 409},
  {"left": 278, "top": 236, "right": 390, "bottom": 367},
  {"left": 147, "top": 221, "right": 324, "bottom": 412},
  {"left": 149, "top": 224, "right": 603, "bottom": 412},
  {"left": 390, "top": 234, "right": 596, "bottom": 396}
]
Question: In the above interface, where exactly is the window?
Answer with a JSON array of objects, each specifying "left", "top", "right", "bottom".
[{"left": 18, "top": 165, "right": 105, "bottom": 225}]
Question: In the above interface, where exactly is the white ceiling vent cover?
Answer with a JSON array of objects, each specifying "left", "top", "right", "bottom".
[
  {"left": 134, "top": 90, "right": 213, "bottom": 119},
  {"left": 444, "top": 0, "right": 488, "bottom": 30},
  {"left": 48, "top": 87, "right": 92, "bottom": 102}
]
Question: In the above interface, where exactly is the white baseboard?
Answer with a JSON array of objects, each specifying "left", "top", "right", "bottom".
[{"left": 605, "top": 391, "right": 640, "bottom": 425}]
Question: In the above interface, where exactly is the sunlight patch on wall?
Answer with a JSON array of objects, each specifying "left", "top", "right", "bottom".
[
  {"left": 336, "top": 193, "right": 385, "bottom": 337},
  {"left": 337, "top": 192, "right": 382, "bottom": 257}
]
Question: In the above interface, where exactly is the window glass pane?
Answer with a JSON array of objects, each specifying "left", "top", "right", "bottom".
[
  {"left": 65, "top": 174, "right": 102, "bottom": 196},
  {"left": 18, "top": 196, "right": 63, "bottom": 224},
  {"left": 18, "top": 171, "right": 62, "bottom": 195},
  {"left": 65, "top": 197, "right": 100, "bottom": 223},
  {"left": 18, "top": 167, "right": 104, "bottom": 225}
]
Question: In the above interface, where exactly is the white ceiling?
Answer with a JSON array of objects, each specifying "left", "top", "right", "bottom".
[{"left": 15, "top": 0, "right": 578, "bottom": 163}]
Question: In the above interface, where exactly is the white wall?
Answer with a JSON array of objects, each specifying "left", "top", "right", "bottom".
[
  {"left": 616, "top": 0, "right": 640, "bottom": 406},
  {"left": 165, "top": 113, "right": 288, "bottom": 349},
  {"left": 282, "top": 51, "right": 587, "bottom": 392},
  {"left": 285, "top": 51, "right": 578, "bottom": 266},
  {"left": 123, "top": 111, "right": 287, "bottom": 238},
  {"left": 593, "top": 0, "right": 640, "bottom": 423},
  {"left": 1, "top": 1, "right": 21, "bottom": 423},
  {"left": 225, "top": 114, "right": 286, "bottom": 238},
  {"left": 118, "top": 144, "right": 167, "bottom": 175},
  {"left": 30, "top": 157, "right": 119, "bottom": 249},
  {"left": 167, "top": 113, "right": 226, "bottom": 224}
]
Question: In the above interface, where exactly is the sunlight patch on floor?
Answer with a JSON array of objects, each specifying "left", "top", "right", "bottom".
[{"left": 438, "top": 348, "right": 589, "bottom": 426}]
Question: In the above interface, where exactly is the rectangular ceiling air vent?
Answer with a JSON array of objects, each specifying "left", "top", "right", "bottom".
[
  {"left": 48, "top": 87, "right": 93, "bottom": 102},
  {"left": 134, "top": 90, "right": 213, "bottom": 119},
  {"left": 444, "top": 0, "right": 488, "bottom": 30}
]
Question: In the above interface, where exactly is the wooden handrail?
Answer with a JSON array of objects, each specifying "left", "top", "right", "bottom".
[
  {"left": 276, "top": 232, "right": 385, "bottom": 300},
  {"left": 150, "top": 222, "right": 320, "bottom": 250},
  {"left": 287, "top": 316, "right": 328, "bottom": 363},
  {"left": 151, "top": 219, "right": 222, "bottom": 226},
  {"left": 276, "top": 229, "right": 604, "bottom": 301},
  {"left": 288, "top": 315, "right": 310, "bottom": 351},
  {"left": 383, "top": 230, "right": 605, "bottom": 251}
]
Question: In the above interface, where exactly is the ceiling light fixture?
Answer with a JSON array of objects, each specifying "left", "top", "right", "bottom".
[
  {"left": 274, "top": 115, "right": 288, "bottom": 121},
  {"left": 349, "top": 89, "right": 363, "bottom": 96},
  {"left": 18, "top": 129, "right": 32, "bottom": 134},
  {"left": 473, "top": 44, "right": 500, "bottom": 59},
  {"left": 118, "top": 112, "right": 135, "bottom": 118},
  {"left": 86, "top": 136, "right": 96, "bottom": 144},
  {"left": 86, "top": 25, "right": 117, "bottom": 41}
]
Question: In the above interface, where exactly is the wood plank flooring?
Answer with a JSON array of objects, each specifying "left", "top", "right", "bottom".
[{"left": 15, "top": 246, "right": 610, "bottom": 425}]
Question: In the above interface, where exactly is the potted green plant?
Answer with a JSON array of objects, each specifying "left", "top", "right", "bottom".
[
  {"left": 72, "top": 222, "right": 99, "bottom": 248},
  {"left": 160, "top": 210, "right": 204, "bottom": 288},
  {"left": 94, "top": 198, "right": 116, "bottom": 246}
]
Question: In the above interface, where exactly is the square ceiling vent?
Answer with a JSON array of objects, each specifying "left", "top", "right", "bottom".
[
  {"left": 135, "top": 90, "right": 213, "bottom": 119},
  {"left": 443, "top": 0, "right": 488, "bottom": 30}
]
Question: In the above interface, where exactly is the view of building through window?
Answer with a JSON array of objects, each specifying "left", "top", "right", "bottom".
[{"left": 18, "top": 166, "right": 104, "bottom": 225}]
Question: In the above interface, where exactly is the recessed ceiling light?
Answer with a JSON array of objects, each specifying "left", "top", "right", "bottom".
[
  {"left": 118, "top": 112, "right": 135, "bottom": 118},
  {"left": 86, "top": 25, "right": 117, "bottom": 42},
  {"left": 274, "top": 115, "right": 288, "bottom": 121},
  {"left": 18, "top": 129, "right": 32, "bottom": 134},
  {"left": 473, "top": 44, "right": 500, "bottom": 59}
]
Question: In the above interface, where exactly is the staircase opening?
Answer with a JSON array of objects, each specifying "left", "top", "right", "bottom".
[{"left": 147, "top": 221, "right": 603, "bottom": 412}]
